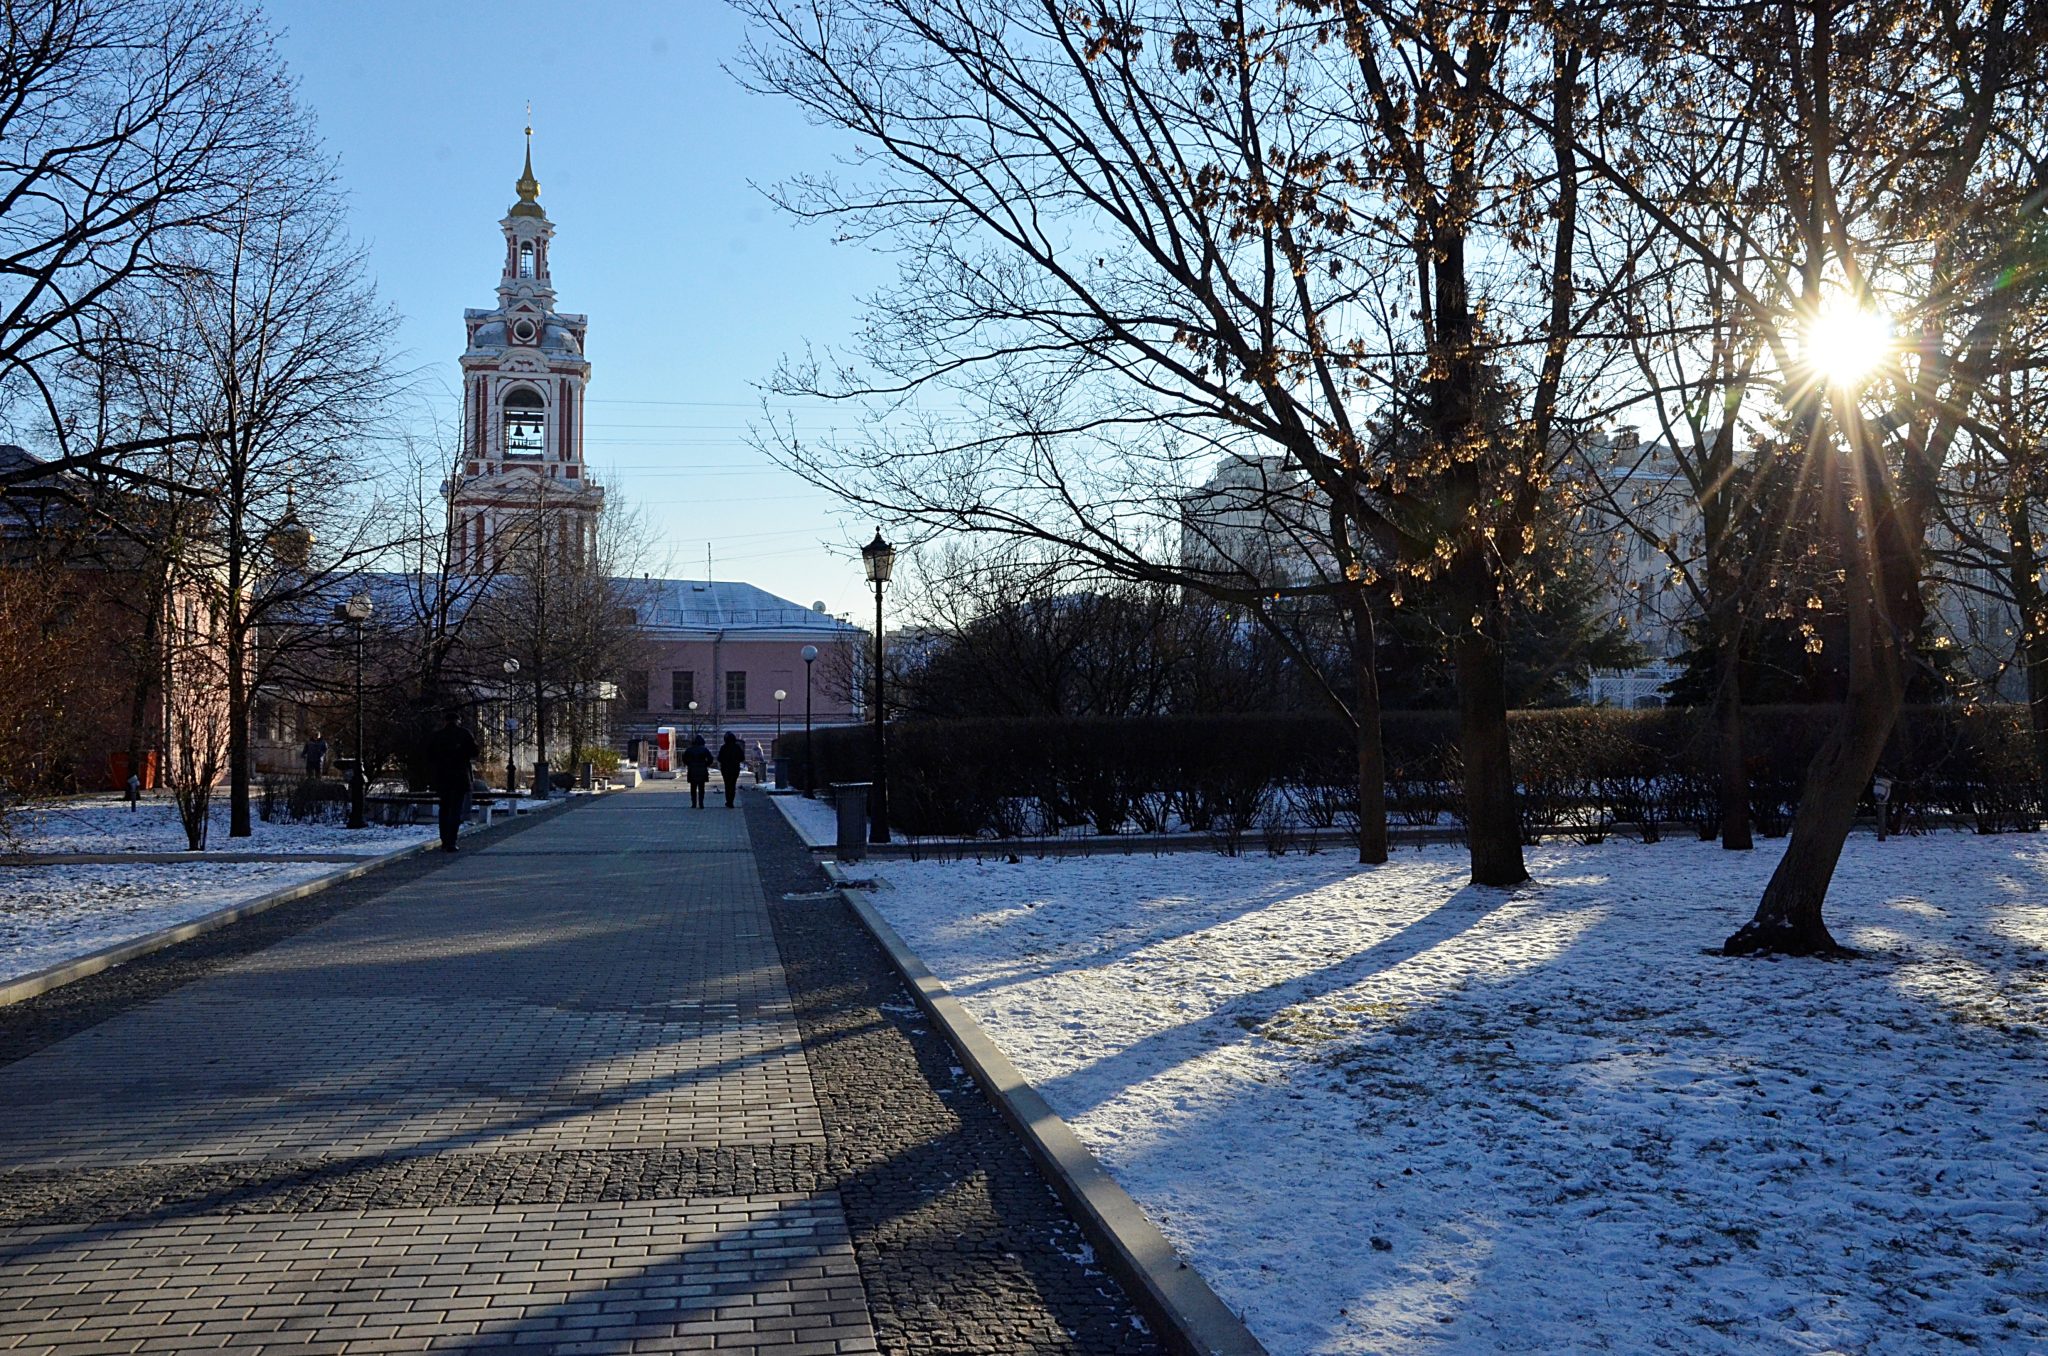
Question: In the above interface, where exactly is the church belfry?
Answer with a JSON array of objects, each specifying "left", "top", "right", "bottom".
[{"left": 448, "top": 128, "right": 603, "bottom": 574}]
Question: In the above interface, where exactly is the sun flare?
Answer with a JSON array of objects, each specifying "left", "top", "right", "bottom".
[{"left": 1805, "top": 298, "right": 1893, "bottom": 387}]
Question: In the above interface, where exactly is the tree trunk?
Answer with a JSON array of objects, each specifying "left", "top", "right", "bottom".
[
  {"left": 533, "top": 675, "right": 549, "bottom": 789},
  {"left": 2006, "top": 498, "right": 2048, "bottom": 817},
  {"left": 126, "top": 596, "right": 162, "bottom": 790},
  {"left": 1349, "top": 594, "right": 1388, "bottom": 864},
  {"left": 1712, "top": 616, "right": 1752, "bottom": 850},
  {"left": 227, "top": 631, "right": 250, "bottom": 837},
  {"left": 1722, "top": 653, "right": 1898, "bottom": 956},
  {"left": 1726, "top": 429, "right": 1906, "bottom": 957},
  {"left": 2026, "top": 619, "right": 2048, "bottom": 822},
  {"left": 226, "top": 512, "right": 250, "bottom": 836},
  {"left": 1452, "top": 582, "right": 1527, "bottom": 886}
]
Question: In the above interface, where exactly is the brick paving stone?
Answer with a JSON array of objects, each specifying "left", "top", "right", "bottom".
[
  {"left": 0, "top": 1198, "right": 876, "bottom": 1356},
  {"left": 0, "top": 785, "right": 1165, "bottom": 1354},
  {"left": 745, "top": 795, "right": 1162, "bottom": 1356}
]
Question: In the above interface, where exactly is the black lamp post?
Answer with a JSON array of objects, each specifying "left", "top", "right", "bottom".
[
  {"left": 861, "top": 529, "right": 895, "bottom": 843},
  {"left": 800, "top": 644, "right": 818, "bottom": 797},
  {"left": 502, "top": 657, "right": 520, "bottom": 795},
  {"left": 335, "top": 590, "right": 373, "bottom": 830}
]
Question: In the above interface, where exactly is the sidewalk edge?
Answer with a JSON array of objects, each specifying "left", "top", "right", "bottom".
[
  {"left": 828, "top": 869, "right": 1267, "bottom": 1356},
  {"left": 0, "top": 796, "right": 580, "bottom": 1009}
]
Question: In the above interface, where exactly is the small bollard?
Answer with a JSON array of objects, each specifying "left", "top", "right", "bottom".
[{"left": 832, "top": 782, "right": 872, "bottom": 862}]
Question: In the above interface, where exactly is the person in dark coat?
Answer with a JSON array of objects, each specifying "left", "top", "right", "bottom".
[
  {"left": 681, "top": 734, "right": 713, "bottom": 809},
  {"left": 424, "top": 709, "right": 480, "bottom": 851},
  {"left": 302, "top": 732, "right": 328, "bottom": 778},
  {"left": 716, "top": 732, "right": 745, "bottom": 808}
]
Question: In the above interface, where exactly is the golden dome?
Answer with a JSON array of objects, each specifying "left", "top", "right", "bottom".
[{"left": 510, "top": 126, "right": 544, "bottom": 218}]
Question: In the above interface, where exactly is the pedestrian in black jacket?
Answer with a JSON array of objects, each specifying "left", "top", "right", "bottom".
[
  {"left": 424, "top": 709, "right": 479, "bottom": 851},
  {"left": 716, "top": 732, "right": 745, "bottom": 808},
  {"left": 681, "top": 734, "right": 713, "bottom": 809}
]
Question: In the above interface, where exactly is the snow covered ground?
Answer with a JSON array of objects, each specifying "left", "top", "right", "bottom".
[
  {"left": 864, "top": 834, "right": 2048, "bottom": 1355},
  {"left": 3, "top": 797, "right": 438, "bottom": 856},
  {"left": 770, "top": 791, "right": 839, "bottom": 847},
  {"left": 0, "top": 860, "right": 340, "bottom": 983}
]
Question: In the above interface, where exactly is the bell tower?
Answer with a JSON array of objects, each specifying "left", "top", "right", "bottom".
[{"left": 447, "top": 127, "right": 603, "bottom": 574}]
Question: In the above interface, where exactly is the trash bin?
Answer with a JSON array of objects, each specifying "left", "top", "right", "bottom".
[
  {"left": 772, "top": 755, "right": 789, "bottom": 790},
  {"left": 832, "top": 782, "right": 871, "bottom": 862}
]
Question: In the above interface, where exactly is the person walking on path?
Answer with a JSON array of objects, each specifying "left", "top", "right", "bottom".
[
  {"left": 302, "top": 731, "right": 328, "bottom": 778},
  {"left": 716, "top": 732, "right": 745, "bottom": 808},
  {"left": 681, "top": 733, "right": 713, "bottom": 809},
  {"left": 424, "top": 709, "right": 479, "bottom": 851}
]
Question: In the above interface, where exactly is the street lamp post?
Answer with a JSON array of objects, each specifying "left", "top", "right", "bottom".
[
  {"left": 335, "top": 591, "right": 374, "bottom": 830},
  {"left": 800, "top": 645, "right": 818, "bottom": 798},
  {"left": 772, "top": 689, "right": 789, "bottom": 789},
  {"left": 502, "top": 658, "right": 521, "bottom": 795},
  {"left": 861, "top": 530, "right": 895, "bottom": 843}
]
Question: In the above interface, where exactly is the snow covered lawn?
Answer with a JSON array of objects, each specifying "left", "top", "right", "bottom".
[
  {"left": 4, "top": 797, "right": 438, "bottom": 856},
  {"left": 865, "top": 834, "right": 2048, "bottom": 1355},
  {"left": 0, "top": 860, "right": 340, "bottom": 983}
]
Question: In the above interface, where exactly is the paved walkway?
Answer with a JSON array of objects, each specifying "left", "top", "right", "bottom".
[{"left": 0, "top": 784, "right": 1158, "bottom": 1355}]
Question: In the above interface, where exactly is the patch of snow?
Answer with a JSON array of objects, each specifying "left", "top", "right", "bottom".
[
  {"left": 868, "top": 834, "right": 2048, "bottom": 1355},
  {"left": 770, "top": 792, "right": 841, "bottom": 848},
  {"left": 0, "top": 860, "right": 341, "bottom": 982},
  {"left": 4, "top": 797, "right": 436, "bottom": 856}
]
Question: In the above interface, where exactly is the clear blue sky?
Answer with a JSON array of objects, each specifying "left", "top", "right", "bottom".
[{"left": 269, "top": 0, "right": 889, "bottom": 620}]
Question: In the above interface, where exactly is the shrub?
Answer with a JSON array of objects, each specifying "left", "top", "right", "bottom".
[
  {"left": 775, "top": 705, "right": 2042, "bottom": 840},
  {"left": 573, "top": 745, "right": 622, "bottom": 777}
]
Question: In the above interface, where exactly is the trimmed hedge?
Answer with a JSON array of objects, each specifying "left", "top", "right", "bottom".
[{"left": 778, "top": 706, "right": 2042, "bottom": 841}]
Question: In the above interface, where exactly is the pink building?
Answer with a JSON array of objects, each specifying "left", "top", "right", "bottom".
[{"left": 617, "top": 579, "right": 859, "bottom": 765}]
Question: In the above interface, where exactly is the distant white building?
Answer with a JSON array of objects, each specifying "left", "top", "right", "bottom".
[
  {"left": 1178, "top": 453, "right": 1332, "bottom": 588},
  {"left": 1178, "top": 441, "right": 1693, "bottom": 706},
  {"left": 1924, "top": 472, "right": 2027, "bottom": 700},
  {"left": 1575, "top": 430, "right": 1695, "bottom": 706}
]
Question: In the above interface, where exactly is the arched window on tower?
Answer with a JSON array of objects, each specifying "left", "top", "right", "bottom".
[
  {"left": 518, "top": 241, "right": 535, "bottom": 279},
  {"left": 502, "top": 386, "right": 545, "bottom": 457}
]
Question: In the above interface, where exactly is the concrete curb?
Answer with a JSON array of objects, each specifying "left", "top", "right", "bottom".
[
  {"left": 0, "top": 795, "right": 581, "bottom": 1009},
  {"left": 825, "top": 864, "right": 1267, "bottom": 1356},
  {"left": 0, "top": 852, "right": 383, "bottom": 866}
]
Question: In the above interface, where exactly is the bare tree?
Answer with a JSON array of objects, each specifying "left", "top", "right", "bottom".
[
  {"left": 1481, "top": 0, "right": 2048, "bottom": 951},
  {"left": 895, "top": 543, "right": 1314, "bottom": 718},
  {"left": 0, "top": 0, "right": 297, "bottom": 485},
  {"left": 1922, "top": 317, "right": 2048, "bottom": 807},
  {"left": 1580, "top": 219, "right": 1780, "bottom": 850},
  {"left": 736, "top": 0, "right": 1616, "bottom": 881},
  {"left": 165, "top": 589, "right": 230, "bottom": 851},
  {"left": 122, "top": 157, "right": 400, "bottom": 837},
  {"left": 469, "top": 480, "right": 650, "bottom": 790}
]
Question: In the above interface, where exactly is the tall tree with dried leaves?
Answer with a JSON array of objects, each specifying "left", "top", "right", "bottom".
[{"left": 736, "top": 0, "right": 1616, "bottom": 882}]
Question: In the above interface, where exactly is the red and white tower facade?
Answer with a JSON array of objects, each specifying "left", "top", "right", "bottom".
[{"left": 448, "top": 131, "right": 603, "bottom": 573}]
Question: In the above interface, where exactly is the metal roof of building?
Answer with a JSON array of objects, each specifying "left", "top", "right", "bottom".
[{"left": 625, "top": 578, "right": 856, "bottom": 634}]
